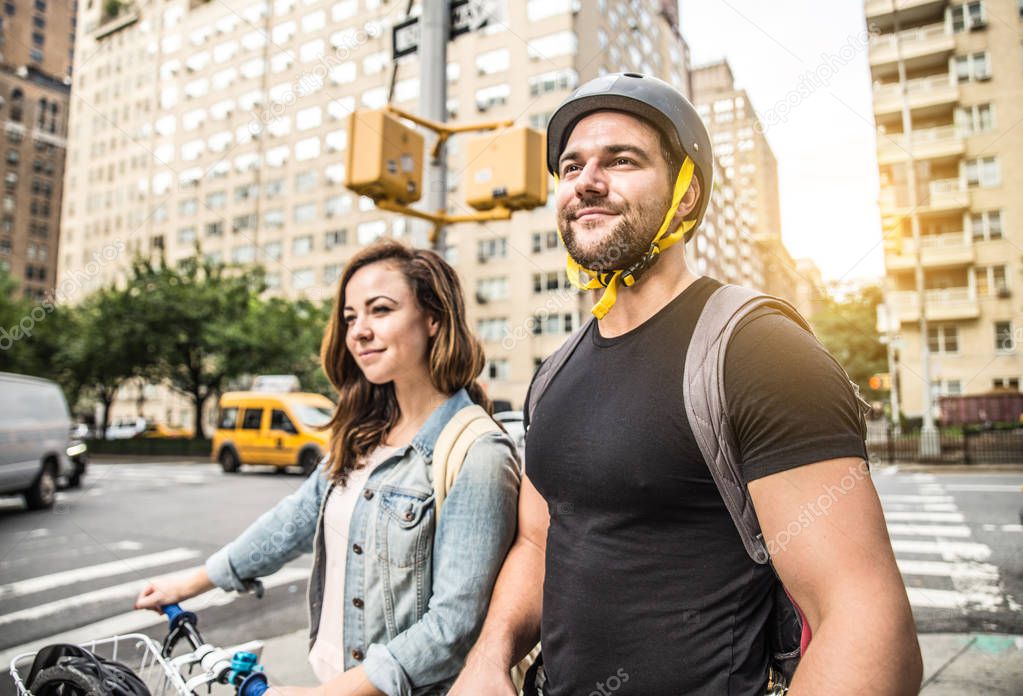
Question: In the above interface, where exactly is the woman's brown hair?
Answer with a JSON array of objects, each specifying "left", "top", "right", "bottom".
[{"left": 320, "top": 238, "right": 491, "bottom": 485}]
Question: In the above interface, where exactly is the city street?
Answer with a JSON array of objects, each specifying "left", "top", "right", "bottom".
[{"left": 1, "top": 462, "right": 1021, "bottom": 691}]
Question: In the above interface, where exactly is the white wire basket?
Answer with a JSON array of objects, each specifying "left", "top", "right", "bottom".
[{"left": 9, "top": 633, "right": 191, "bottom": 696}]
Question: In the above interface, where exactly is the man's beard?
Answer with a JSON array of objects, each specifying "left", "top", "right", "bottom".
[{"left": 558, "top": 191, "right": 671, "bottom": 274}]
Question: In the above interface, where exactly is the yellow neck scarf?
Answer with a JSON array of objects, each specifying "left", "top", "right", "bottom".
[{"left": 555, "top": 157, "right": 697, "bottom": 319}]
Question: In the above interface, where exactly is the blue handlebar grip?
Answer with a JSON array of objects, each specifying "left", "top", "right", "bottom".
[
  {"left": 162, "top": 604, "right": 184, "bottom": 622},
  {"left": 239, "top": 672, "right": 268, "bottom": 696}
]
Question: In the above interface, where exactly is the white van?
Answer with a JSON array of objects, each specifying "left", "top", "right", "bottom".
[{"left": 0, "top": 372, "right": 75, "bottom": 509}]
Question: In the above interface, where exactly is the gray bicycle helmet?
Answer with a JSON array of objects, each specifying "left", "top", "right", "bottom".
[{"left": 546, "top": 72, "right": 714, "bottom": 241}]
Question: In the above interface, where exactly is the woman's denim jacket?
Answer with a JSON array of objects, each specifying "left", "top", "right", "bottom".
[{"left": 206, "top": 390, "right": 521, "bottom": 696}]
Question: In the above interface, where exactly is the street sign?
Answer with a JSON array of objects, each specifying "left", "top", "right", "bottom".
[{"left": 391, "top": 0, "right": 496, "bottom": 59}]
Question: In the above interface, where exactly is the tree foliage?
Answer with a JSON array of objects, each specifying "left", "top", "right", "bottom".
[{"left": 811, "top": 284, "right": 887, "bottom": 399}]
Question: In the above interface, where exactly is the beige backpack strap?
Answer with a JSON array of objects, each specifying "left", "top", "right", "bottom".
[{"left": 431, "top": 404, "right": 501, "bottom": 517}]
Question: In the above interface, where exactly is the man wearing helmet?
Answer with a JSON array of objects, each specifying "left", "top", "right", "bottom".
[{"left": 450, "top": 73, "right": 920, "bottom": 696}]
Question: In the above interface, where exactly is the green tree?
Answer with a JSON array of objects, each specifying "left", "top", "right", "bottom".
[
  {"left": 812, "top": 284, "right": 888, "bottom": 399},
  {"left": 129, "top": 255, "right": 282, "bottom": 439}
]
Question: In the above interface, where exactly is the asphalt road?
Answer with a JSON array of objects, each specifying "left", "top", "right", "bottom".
[{"left": 0, "top": 461, "right": 1020, "bottom": 694}]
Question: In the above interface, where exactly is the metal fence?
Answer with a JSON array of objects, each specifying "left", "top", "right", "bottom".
[{"left": 866, "top": 424, "right": 1023, "bottom": 464}]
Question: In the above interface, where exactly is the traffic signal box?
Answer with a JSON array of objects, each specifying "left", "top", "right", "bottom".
[
  {"left": 463, "top": 126, "right": 547, "bottom": 211},
  {"left": 345, "top": 109, "right": 424, "bottom": 204}
]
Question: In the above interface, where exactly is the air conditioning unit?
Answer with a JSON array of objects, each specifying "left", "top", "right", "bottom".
[
  {"left": 996, "top": 287, "right": 1011, "bottom": 299},
  {"left": 475, "top": 291, "right": 489, "bottom": 305}
]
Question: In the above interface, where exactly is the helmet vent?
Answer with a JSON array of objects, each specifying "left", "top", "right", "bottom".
[{"left": 623, "top": 72, "right": 643, "bottom": 79}]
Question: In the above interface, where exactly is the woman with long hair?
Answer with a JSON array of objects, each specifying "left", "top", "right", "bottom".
[{"left": 135, "top": 239, "right": 521, "bottom": 695}]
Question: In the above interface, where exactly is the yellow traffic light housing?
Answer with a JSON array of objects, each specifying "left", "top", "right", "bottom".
[
  {"left": 463, "top": 127, "right": 547, "bottom": 212},
  {"left": 344, "top": 109, "right": 424, "bottom": 204}
]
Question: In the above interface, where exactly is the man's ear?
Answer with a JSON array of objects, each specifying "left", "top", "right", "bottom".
[{"left": 673, "top": 175, "right": 701, "bottom": 224}]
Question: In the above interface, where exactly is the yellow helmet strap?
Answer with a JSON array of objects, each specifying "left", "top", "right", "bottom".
[{"left": 555, "top": 156, "right": 697, "bottom": 320}]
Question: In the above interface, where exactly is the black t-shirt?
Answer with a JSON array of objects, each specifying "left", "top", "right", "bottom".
[{"left": 524, "top": 276, "right": 868, "bottom": 696}]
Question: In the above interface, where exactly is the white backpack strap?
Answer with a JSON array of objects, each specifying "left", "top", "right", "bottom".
[{"left": 431, "top": 404, "right": 501, "bottom": 517}]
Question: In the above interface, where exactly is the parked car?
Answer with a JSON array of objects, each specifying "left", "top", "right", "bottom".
[
  {"left": 140, "top": 422, "right": 193, "bottom": 439},
  {"left": 65, "top": 437, "right": 88, "bottom": 489},
  {"left": 212, "top": 391, "right": 334, "bottom": 475},
  {"left": 494, "top": 410, "right": 525, "bottom": 460},
  {"left": 0, "top": 372, "right": 76, "bottom": 509},
  {"left": 104, "top": 417, "right": 147, "bottom": 440}
]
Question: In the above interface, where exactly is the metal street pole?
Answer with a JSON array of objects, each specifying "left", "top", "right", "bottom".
[
  {"left": 882, "top": 279, "right": 902, "bottom": 435},
  {"left": 421, "top": 0, "right": 449, "bottom": 252},
  {"left": 892, "top": 3, "right": 939, "bottom": 456}
]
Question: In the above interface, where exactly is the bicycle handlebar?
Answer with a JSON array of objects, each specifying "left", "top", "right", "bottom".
[{"left": 163, "top": 604, "right": 185, "bottom": 622}]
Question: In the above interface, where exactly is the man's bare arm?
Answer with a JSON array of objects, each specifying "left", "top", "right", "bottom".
[
  {"left": 749, "top": 457, "right": 921, "bottom": 695},
  {"left": 448, "top": 474, "right": 549, "bottom": 694}
]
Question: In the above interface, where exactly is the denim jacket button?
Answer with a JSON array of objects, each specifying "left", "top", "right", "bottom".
[
  {"left": 352, "top": 597, "right": 364, "bottom": 609},
  {"left": 352, "top": 543, "right": 363, "bottom": 554},
  {"left": 351, "top": 649, "right": 363, "bottom": 661},
  {"left": 403, "top": 511, "right": 414, "bottom": 521},
  {"left": 363, "top": 489, "right": 374, "bottom": 500}
]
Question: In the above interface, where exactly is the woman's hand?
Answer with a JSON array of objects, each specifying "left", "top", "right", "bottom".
[{"left": 133, "top": 567, "right": 215, "bottom": 612}]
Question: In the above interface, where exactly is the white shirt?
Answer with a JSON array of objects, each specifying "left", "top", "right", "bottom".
[{"left": 307, "top": 445, "right": 402, "bottom": 683}]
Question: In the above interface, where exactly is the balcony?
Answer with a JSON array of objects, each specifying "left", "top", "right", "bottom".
[
  {"left": 865, "top": 0, "right": 948, "bottom": 22},
  {"left": 888, "top": 287, "right": 980, "bottom": 322},
  {"left": 869, "top": 23, "right": 954, "bottom": 71},
  {"left": 876, "top": 124, "right": 964, "bottom": 165},
  {"left": 879, "top": 177, "right": 968, "bottom": 217},
  {"left": 885, "top": 232, "right": 974, "bottom": 270},
  {"left": 872, "top": 74, "right": 958, "bottom": 116}
]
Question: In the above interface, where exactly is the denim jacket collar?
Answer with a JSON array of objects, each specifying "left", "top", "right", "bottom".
[{"left": 409, "top": 388, "right": 473, "bottom": 462}]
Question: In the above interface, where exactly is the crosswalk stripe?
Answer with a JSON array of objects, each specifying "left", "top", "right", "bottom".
[
  {"left": 906, "top": 586, "right": 1005, "bottom": 611},
  {"left": 897, "top": 559, "right": 999, "bottom": 580},
  {"left": 890, "top": 539, "right": 991, "bottom": 561},
  {"left": 883, "top": 503, "right": 957, "bottom": 512},
  {"left": 0, "top": 548, "right": 201, "bottom": 599},
  {"left": 887, "top": 524, "right": 972, "bottom": 538},
  {"left": 884, "top": 511, "right": 965, "bottom": 523},
  {"left": 0, "top": 566, "right": 310, "bottom": 670},
  {"left": 880, "top": 495, "right": 954, "bottom": 503},
  {"left": 944, "top": 484, "right": 1021, "bottom": 493}
]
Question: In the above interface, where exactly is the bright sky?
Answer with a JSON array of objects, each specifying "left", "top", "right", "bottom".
[{"left": 679, "top": 0, "right": 884, "bottom": 283}]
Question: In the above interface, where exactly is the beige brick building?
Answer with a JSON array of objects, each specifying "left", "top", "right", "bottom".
[
  {"left": 691, "top": 59, "right": 824, "bottom": 318},
  {"left": 59, "top": 0, "right": 765, "bottom": 428},
  {"left": 866, "top": 0, "right": 1023, "bottom": 418},
  {"left": 0, "top": 0, "right": 75, "bottom": 299}
]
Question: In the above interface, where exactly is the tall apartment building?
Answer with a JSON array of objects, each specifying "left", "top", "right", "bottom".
[
  {"left": 690, "top": 59, "right": 820, "bottom": 316},
  {"left": 0, "top": 0, "right": 75, "bottom": 299},
  {"left": 866, "top": 0, "right": 1022, "bottom": 418},
  {"left": 59, "top": 0, "right": 763, "bottom": 428}
]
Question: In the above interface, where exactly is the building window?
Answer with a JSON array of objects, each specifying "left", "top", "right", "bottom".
[
  {"left": 205, "top": 191, "right": 226, "bottom": 209},
  {"left": 950, "top": 2, "right": 986, "bottom": 32},
  {"left": 232, "top": 213, "right": 257, "bottom": 233},
  {"left": 477, "top": 317, "right": 509, "bottom": 343},
  {"left": 486, "top": 359, "right": 510, "bottom": 381},
  {"left": 293, "top": 203, "right": 316, "bottom": 223},
  {"left": 954, "top": 52, "right": 991, "bottom": 82},
  {"left": 292, "top": 268, "right": 314, "bottom": 290},
  {"left": 994, "top": 321, "right": 1014, "bottom": 352},
  {"left": 974, "top": 265, "right": 1008, "bottom": 297},
  {"left": 531, "top": 230, "right": 560, "bottom": 253},
  {"left": 532, "top": 312, "right": 576, "bottom": 336},
  {"left": 927, "top": 324, "right": 959, "bottom": 353},
  {"left": 477, "top": 237, "right": 507, "bottom": 261},
  {"left": 263, "top": 241, "right": 282, "bottom": 260},
  {"left": 992, "top": 377, "right": 1020, "bottom": 391},
  {"left": 956, "top": 103, "right": 994, "bottom": 134},
  {"left": 323, "top": 264, "right": 342, "bottom": 285},
  {"left": 970, "top": 210, "right": 1002, "bottom": 240},
  {"left": 292, "top": 235, "right": 313, "bottom": 255},
  {"left": 528, "top": 69, "right": 579, "bottom": 97},
  {"left": 475, "top": 48, "right": 510, "bottom": 76},
  {"left": 963, "top": 156, "right": 1000, "bottom": 188},
  {"left": 179, "top": 197, "right": 198, "bottom": 216},
  {"left": 205, "top": 220, "right": 224, "bottom": 237},
  {"left": 295, "top": 170, "right": 317, "bottom": 192},
  {"left": 324, "top": 228, "right": 346, "bottom": 249},
  {"left": 476, "top": 276, "right": 509, "bottom": 302},
  {"left": 264, "top": 208, "right": 284, "bottom": 228},
  {"left": 475, "top": 84, "right": 511, "bottom": 112}
]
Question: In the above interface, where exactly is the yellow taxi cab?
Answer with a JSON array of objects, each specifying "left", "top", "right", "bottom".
[
  {"left": 141, "top": 423, "right": 194, "bottom": 439},
  {"left": 212, "top": 391, "right": 334, "bottom": 475}
]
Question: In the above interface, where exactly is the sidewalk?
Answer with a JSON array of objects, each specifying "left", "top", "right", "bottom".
[{"left": 255, "top": 630, "right": 1023, "bottom": 692}]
